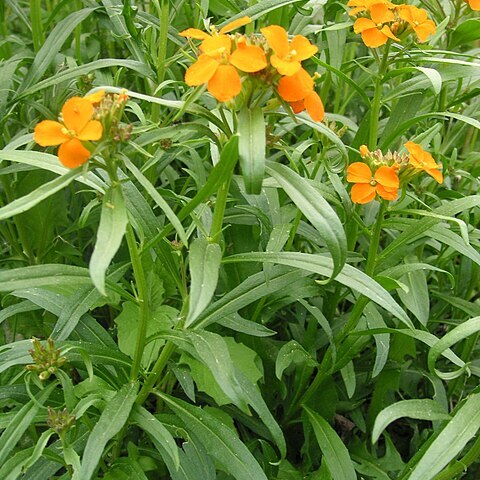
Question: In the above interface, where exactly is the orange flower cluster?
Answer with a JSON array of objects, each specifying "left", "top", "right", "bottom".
[
  {"left": 34, "top": 90, "right": 129, "bottom": 168},
  {"left": 180, "top": 17, "right": 324, "bottom": 122},
  {"left": 465, "top": 0, "right": 480, "bottom": 10},
  {"left": 348, "top": 1, "right": 436, "bottom": 48},
  {"left": 347, "top": 142, "right": 443, "bottom": 204}
]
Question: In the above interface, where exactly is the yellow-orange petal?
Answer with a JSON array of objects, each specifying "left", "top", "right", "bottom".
[
  {"left": 34, "top": 120, "right": 70, "bottom": 146},
  {"left": 62, "top": 97, "right": 94, "bottom": 135},
  {"left": 260, "top": 25, "right": 289, "bottom": 58},
  {"left": 379, "top": 25, "right": 400, "bottom": 42},
  {"left": 347, "top": 162, "right": 372, "bottom": 183},
  {"left": 290, "top": 100, "right": 305, "bottom": 114},
  {"left": 467, "top": 0, "right": 480, "bottom": 10},
  {"left": 58, "top": 138, "right": 91, "bottom": 168},
  {"left": 370, "top": 4, "right": 394, "bottom": 24},
  {"left": 207, "top": 64, "right": 242, "bottom": 102},
  {"left": 354, "top": 17, "right": 377, "bottom": 34},
  {"left": 426, "top": 168, "right": 443, "bottom": 183},
  {"left": 290, "top": 35, "right": 318, "bottom": 61},
  {"left": 362, "top": 28, "right": 389, "bottom": 48},
  {"left": 179, "top": 28, "right": 209, "bottom": 39},
  {"left": 219, "top": 16, "right": 251, "bottom": 34},
  {"left": 271, "top": 55, "right": 302, "bottom": 76},
  {"left": 359, "top": 145, "right": 370, "bottom": 157},
  {"left": 414, "top": 22, "right": 436, "bottom": 42},
  {"left": 304, "top": 91, "right": 324, "bottom": 122},
  {"left": 77, "top": 120, "right": 103, "bottom": 142},
  {"left": 84, "top": 90, "right": 105, "bottom": 104},
  {"left": 230, "top": 45, "right": 267, "bottom": 72},
  {"left": 278, "top": 68, "right": 313, "bottom": 102},
  {"left": 374, "top": 165, "right": 399, "bottom": 189},
  {"left": 376, "top": 184, "right": 398, "bottom": 201},
  {"left": 351, "top": 183, "right": 376, "bottom": 204},
  {"left": 200, "top": 34, "right": 232, "bottom": 56},
  {"left": 185, "top": 54, "right": 219, "bottom": 86}
]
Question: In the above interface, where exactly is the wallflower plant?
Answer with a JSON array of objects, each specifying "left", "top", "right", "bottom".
[{"left": 0, "top": 2, "right": 479, "bottom": 480}]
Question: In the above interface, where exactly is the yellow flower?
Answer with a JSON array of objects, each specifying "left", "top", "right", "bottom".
[
  {"left": 34, "top": 97, "right": 103, "bottom": 168},
  {"left": 465, "top": 0, "right": 480, "bottom": 11},
  {"left": 398, "top": 5, "right": 436, "bottom": 43},
  {"left": 353, "top": 4, "right": 400, "bottom": 48},
  {"left": 405, "top": 142, "right": 443, "bottom": 183}
]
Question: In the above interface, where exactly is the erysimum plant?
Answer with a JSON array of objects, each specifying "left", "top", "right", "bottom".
[{"left": 0, "top": 1, "right": 479, "bottom": 479}]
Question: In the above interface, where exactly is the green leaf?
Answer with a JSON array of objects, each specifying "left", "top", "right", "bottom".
[
  {"left": 451, "top": 19, "right": 480, "bottom": 48},
  {"left": 185, "top": 238, "right": 222, "bottom": 327},
  {"left": 428, "top": 316, "right": 480, "bottom": 379},
  {"left": 19, "top": 8, "right": 96, "bottom": 91},
  {"left": 266, "top": 162, "right": 347, "bottom": 281},
  {"left": 122, "top": 155, "right": 188, "bottom": 246},
  {"left": 304, "top": 407, "right": 357, "bottom": 480},
  {"left": 372, "top": 400, "right": 450, "bottom": 445},
  {"left": 0, "top": 382, "right": 57, "bottom": 465},
  {"left": 224, "top": 252, "right": 413, "bottom": 328},
  {"left": 402, "top": 392, "right": 480, "bottom": 480},
  {"left": 131, "top": 405, "right": 180, "bottom": 472},
  {"left": 154, "top": 392, "right": 268, "bottom": 480},
  {"left": 89, "top": 183, "right": 128, "bottom": 295},
  {"left": 238, "top": 106, "right": 266, "bottom": 194},
  {"left": 75, "top": 382, "right": 138, "bottom": 480},
  {"left": 0, "top": 265, "right": 91, "bottom": 292},
  {"left": 0, "top": 168, "right": 80, "bottom": 220},
  {"left": 276, "top": 340, "right": 317, "bottom": 380}
]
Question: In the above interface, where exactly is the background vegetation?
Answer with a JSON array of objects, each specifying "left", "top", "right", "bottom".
[{"left": 0, "top": 0, "right": 479, "bottom": 479}]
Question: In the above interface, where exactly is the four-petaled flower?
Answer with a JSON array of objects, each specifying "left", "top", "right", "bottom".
[
  {"left": 261, "top": 25, "right": 318, "bottom": 76},
  {"left": 34, "top": 97, "right": 103, "bottom": 168},
  {"left": 405, "top": 141, "right": 443, "bottom": 183},
  {"left": 181, "top": 18, "right": 267, "bottom": 102},
  {"left": 347, "top": 162, "right": 399, "bottom": 204},
  {"left": 353, "top": 4, "right": 400, "bottom": 48},
  {"left": 398, "top": 5, "right": 436, "bottom": 42},
  {"left": 277, "top": 68, "right": 324, "bottom": 122}
]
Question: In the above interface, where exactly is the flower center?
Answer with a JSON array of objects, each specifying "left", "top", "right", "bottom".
[
  {"left": 61, "top": 126, "right": 76, "bottom": 138},
  {"left": 369, "top": 179, "right": 377, "bottom": 186}
]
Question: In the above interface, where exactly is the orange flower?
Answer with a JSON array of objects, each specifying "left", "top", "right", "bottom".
[
  {"left": 353, "top": 4, "right": 400, "bottom": 48},
  {"left": 184, "top": 34, "right": 267, "bottom": 102},
  {"left": 34, "top": 97, "right": 103, "bottom": 168},
  {"left": 466, "top": 0, "right": 480, "bottom": 10},
  {"left": 260, "top": 25, "right": 318, "bottom": 76},
  {"left": 359, "top": 145, "right": 370, "bottom": 157},
  {"left": 347, "top": 0, "right": 395, "bottom": 16},
  {"left": 347, "top": 162, "right": 399, "bottom": 204},
  {"left": 405, "top": 141, "right": 443, "bottom": 183},
  {"left": 277, "top": 68, "right": 324, "bottom": 122},
  {"left": 180, "top": 16, "right": 251, "bottom": 40},
  {"left": 84, "top": 90, "right": 105, "bottom": 104},
  {"left": 398, "top": 5, "right": 436, "bottom": 42}
]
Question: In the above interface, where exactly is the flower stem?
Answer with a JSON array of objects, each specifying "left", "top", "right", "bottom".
[
  {"left": 368, "top": 43, "right": 390, "bottom": 150},
  {"left": 126, "top": 223, "right": 150, "bottom": 382},
  {"left": 210, "top": 170, "right": 232, "bottom": 243}
]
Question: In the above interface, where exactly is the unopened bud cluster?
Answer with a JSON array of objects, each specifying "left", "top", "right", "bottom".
[
  {"left": 47, "top": 407, "right": 76, "bottom": 435},
  {"left": 26, "top": 337, "right": 67, "bottom": 381}
]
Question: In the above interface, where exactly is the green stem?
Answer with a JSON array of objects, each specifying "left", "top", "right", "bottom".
[
  {"left": 74, "top": 0, "right": 82, "bottom": 63},
  {"left": 365, "top": 201, "right": 386, "bottom": 276},
  {"left": 368, "top": 43, "right": 390, "bottom": 150},
  {"left": 126, "top": 224, "right": 150, "bottom": 382},
  {"left": 30, "top": 0, "right": 45, "bottom": 52}
]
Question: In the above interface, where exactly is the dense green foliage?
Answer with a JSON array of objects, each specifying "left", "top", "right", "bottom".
[{"left": 0, "top": 0, "right": 479, "bottom": 479}]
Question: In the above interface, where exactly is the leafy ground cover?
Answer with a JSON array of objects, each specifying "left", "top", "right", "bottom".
[{"left": 0, "top": 0, "right": 479, "bottom": 478}]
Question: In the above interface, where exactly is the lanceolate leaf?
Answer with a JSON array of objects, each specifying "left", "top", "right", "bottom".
[
  {"left": 372, "top": 400, "right": 450, "bottom": 445},
  {"left": 266, "top": 162, "right": 347, "bottom": 281},
  {"left": 154, "top": 392, "right": 268, "bottom": 480},
  {"left": 185, "top": 238, "right": 222, "bottom": 327},
  {"left": 75, "top": 382, "right": 138, "bottom": 480},
  {"left": 89, "top": 183, "right": 128, "bottom": 295},
  {"left": 238, "top": 106, "right": 266, "bottom": 194},
  {"left": 304, "top": 407, "right": 357, "bottom": 480}
]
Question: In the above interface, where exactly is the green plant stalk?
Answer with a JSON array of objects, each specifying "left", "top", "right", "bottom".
[
  {"left": 126, "top": 224, "right": 150, "bottom": 382},
  {"left": 30, "top": 0, "right": 45, "bottom": 52},
  {"left": 290, "top": 202, "right": 387, "bottom": 416},
  {"left": 432, "top": 432, "right": 480, "bottom": 480},
  {"left": 368, "top": 43, "right": 390, "bottom": 150},
  {"left": 74, "top": 0, "right": 82, "bottom": 63}
]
